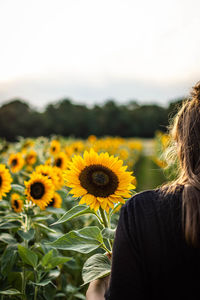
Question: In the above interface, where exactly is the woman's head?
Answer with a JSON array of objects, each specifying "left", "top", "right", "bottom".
[{"left": 169, "top": 81, "right": 200, "bottom": 247}]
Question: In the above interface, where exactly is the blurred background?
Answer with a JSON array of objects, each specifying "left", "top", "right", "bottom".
[{"left": 0, "top": 0, "right": 200, "bottom": 190}]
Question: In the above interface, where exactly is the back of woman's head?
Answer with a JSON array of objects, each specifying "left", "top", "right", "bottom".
[{"left": 169, "top": 81, "right": 200, "bottom": 247}]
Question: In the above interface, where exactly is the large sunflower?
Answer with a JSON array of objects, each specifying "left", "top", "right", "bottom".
[
  {"left": 47, "top": 192, "right": 62, "bottom": 208},
  {"left": 0, "top": 164, "right": 13, "bottom": 199},
  {"left": 24, "top": 173, "right": 55, "bottom": 209},
  {"left": 8, "top": 153, "right": 24, "bottom": 173},
  {"left": 64, "top": 149, "right": 135, "bottom": 212},
  {"left": 11, "top": 193, "right": 23, "bottom": 213}
]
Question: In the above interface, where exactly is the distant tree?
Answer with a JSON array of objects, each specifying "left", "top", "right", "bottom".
[
  {"left": 0, "top": 96, "right": 186, "bottom": 140},
  {"left": 167, "top": 97, "right": 186, "bottom": 121}
]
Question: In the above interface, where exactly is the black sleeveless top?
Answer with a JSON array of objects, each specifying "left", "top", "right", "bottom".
[{"left": 105, "top": 187, "right": 200, "bottom": 299}]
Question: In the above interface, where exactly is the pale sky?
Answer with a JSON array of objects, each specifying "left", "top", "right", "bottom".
[{"left": 0, "top": 0, "right": 200, "bottom": 109}]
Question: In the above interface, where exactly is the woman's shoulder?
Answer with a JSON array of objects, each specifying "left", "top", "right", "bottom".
[
  {"left": 122, "top": 185, "right": 183, "bottom": 217},
  {"left": 124, "top": 189, "right": 159, "bottom": 209}
]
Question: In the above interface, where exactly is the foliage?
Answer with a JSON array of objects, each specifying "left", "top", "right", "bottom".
[
  {"left": 0, "top": 133, "right": 175, "bottom": 298},
  {"left": 0, "top": 97, "right": 185, "bottom": 141}
]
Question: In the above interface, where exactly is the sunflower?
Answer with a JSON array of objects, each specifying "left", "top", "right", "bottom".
[
  {"left": 8, "top": 153, "right": 24, "bottom": 173},
  {"left": 65, "top": 141, "right": 84, "bottom": 157},
  {"left": 45, "top": 158, "right": 52, "bottom": 166},
  {"left": 24, "top": 173, "right": 55, "bottom": 209},
  {"left": 47, "top": 192, "right": 62, "bottom": 208},
  {"left": 35, "top": 165, "right": 59, "bottom": 188},
  {"left": 88, "top": 135, "right": 97, "bottom": 143},
  {"left": 52, "top": 166, "right": 64, "bottom": 190},
  {"left": 11, "top": 193, "right": 23, "bottom": 213},
  {"left": 0, "top": 164, "right": 13, "bottom": 199},
  {"left": 54, "top": 152, "right": 69, "bottom": 170},
  {"left": 64, "top": 149, "right": 136, "bottom": 212},
  {"left": 25, "top": 150, "right": 37, "bottom": 165},
  {"left": 50, "top": 140, "right": 61, "bottom": 156}
]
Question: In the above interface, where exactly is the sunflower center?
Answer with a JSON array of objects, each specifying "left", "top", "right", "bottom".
[
  {"left": 14, "top": 200, "right": 19, "bottom": 209},
  {"left": 30, "top": 182, "right": 45, "bottom": 199},
  {"left": 0, "top": 176, "right": 2, "bottom": 187},
  {"left": 92, "top": 171, "right": 109, "bottom": 186},
  {"left": 79, "top": 164, "right": 119, "bottom": 197},
  {"left": 48, "top": 197, "right": 55, "bottom": 207},
  {"left": 52, "top": 147, "right": 56, "bottom": 152},
  {"left": 11, "top": 159, "right": 18, "bottom": 166},
  {"left": 55, "top": 158, "right": 62, "bottom": 167}
]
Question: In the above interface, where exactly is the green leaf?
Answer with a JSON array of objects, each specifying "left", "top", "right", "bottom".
[
  {"left": 45, "top": 207, "right": 66, "bottom": 214},
  {"left": 48, "top": 269, "right": 60, "bottom": 279},
  {"left": 82, "top": 253, "right": 111, "bottom": 285},
  {"left": 51, "top": 205, "right": 91, "bottom": 226},
  {"left": 0, "top": 200, "right": 9, "bottom": 208},
  {"left": 32, "top": 215, "right": 51, "bottom": 222},
  {"left": 1, "top": 245, "right": 18, "bottom": 276},
  {"left": 46, "top": 256, "right": 72, "bottom": 269},
  {"left": 2, "top": 213, "right": 22, "bottom": 220},
  {"left": 0, "top": 289, "right": 21, "bottom": 295},
  {"left": 0, "top": 221, "right": 21, "bottom": 229},
  {"left": 18, "top": 245, "right": 38, "bottom": 268},
  {"left": 101, "top": 228, "right": 116, "bottom": 240},
  {"left": 11, "top": 184, "right": 25, "bottom": 193},
  {"left": 41, "top": 250, "right": 54, "bottom": 267},
  {"left": 74, "top": 293, "right": 86, "bottom": 300},
  {"left": 34, "top": 223, "right": 57, "bottom": 233},
  {"left": 41, "top": 250, "right": 71, "bottom": 269},
  {"left": 30, "top": 279, "right": 53, "bottom": 287},
  {"left": 47, "top": 226, "right": 103, "bottom": 254},
  {"left": 18, "top": 228, "right": 35, "bottom": 241},
  {"left": 0, "top": 233, "right": 17, "bottom": 244}
]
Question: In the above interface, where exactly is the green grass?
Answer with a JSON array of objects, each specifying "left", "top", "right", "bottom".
[{"left": 134, "top": 154, "right": 167, "bottom": 192}]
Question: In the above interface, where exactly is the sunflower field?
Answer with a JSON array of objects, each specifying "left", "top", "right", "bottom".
[{"left": 0, "top": 135, "right": 169, "bottom": 299}]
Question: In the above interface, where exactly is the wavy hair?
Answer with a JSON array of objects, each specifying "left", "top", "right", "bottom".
[{"left": 163, "top": 81, "right": 200, "bottom": 247}]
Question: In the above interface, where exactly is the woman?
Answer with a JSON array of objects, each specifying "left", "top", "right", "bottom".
[{"left": 86, "top": 81, "right": 200, "bottom": 300}]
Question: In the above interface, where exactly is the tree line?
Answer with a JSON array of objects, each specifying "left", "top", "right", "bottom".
[{"left": 0, "top": 98, "right": 184, "bottom": 141}]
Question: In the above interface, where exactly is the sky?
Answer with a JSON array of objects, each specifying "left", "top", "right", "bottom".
[{"left": 0, "top": 0, "right": 200, "bottom": 109}]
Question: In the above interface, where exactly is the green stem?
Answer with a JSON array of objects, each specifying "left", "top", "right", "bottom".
[
  {"left": 102, "top": 244, "right": 112, "bottom": 255},
  {"left": 94, "top": 211, "right": 104, "bottom": 226},
  {"left": 34, "top": 286, "right": 38, "bottom": 300},
  {"left": 34, "top": 271, "right": 38, "bottom": 300},
  {"left": 21, "top": 214, "right": 29, "bottom": 299},
  {"left": 22, "top": 267, "right": 26, "bottom": 300},
  {"left": 99, "top": 207, "right": 109, "bottom": 228},
  {"left": 99, "top": 207, "right": 113, "bottom": 252}
]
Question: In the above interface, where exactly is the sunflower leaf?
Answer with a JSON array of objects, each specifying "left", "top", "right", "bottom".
[
  {"left": 50, "top": 205, "right": 92, "bottom": 226},
  {"left": 30, "top": 279, "right": 54, "bottom": 287},
  {"left": 18, "top": 244, "right": 38, "bottom": 268},
  {"left": 82, "top": 253, "right": 111, "bottom": 285},
  {"left": 34, "top": 222, "right": 57, "bottom": 233},
  {"left": 0, "top": 233, "right": 17, "bottom": 244},
  {"left": 0, "top": 289, "right": 21, "bottom": 295},
  {"left": 1, "top": 245, "right": 18, "bottom": 276},
  {"left": 41, "top": 249, "right": 54, "bottom": 267},
  {"left": 101, "top": 228, "right": 116, "bottom": 240},
  {"left": 45, "top": 256, "right": 72, "bottom": 269},
  {"left": 17, "top": 228, "right": 35, "bottom": 241},
  {"left": 0, "top": 221, "right": 21, "bottom": 229},
  {"left": 47, "top": 226, "right": 103, "bottom": 254},
  {"left": 11, "top": 184, "right": 25, "bottom": 193}
]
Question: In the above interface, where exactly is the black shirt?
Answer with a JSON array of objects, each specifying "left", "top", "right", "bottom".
[{"left": 105, "top": 188, "right": 200, "bottom": 300}]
